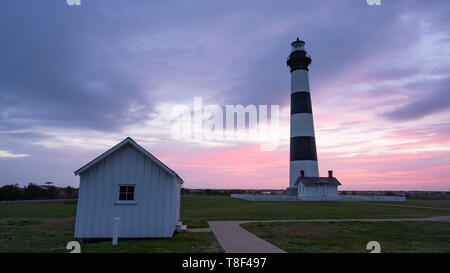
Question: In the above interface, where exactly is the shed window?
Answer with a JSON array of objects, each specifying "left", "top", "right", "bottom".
[{"left": 119, "top": 185, "right": 135, "bottom": 201}]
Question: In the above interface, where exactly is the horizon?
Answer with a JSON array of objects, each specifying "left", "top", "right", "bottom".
[{"left": 0, "top": 1, "right": 449, "bottom": 191}]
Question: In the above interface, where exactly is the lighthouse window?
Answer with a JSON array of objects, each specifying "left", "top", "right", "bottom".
[{"left": 292, "top": 44, "right": 305, "bottom": 52}]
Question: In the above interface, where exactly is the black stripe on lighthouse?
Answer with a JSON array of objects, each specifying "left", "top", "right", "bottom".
[
  {"left": 290, "top": 91, "right": 318, "bottom": 161},
  {"left": 291, "top": 92, "right": 312, "bottom": 114},
  {"left": 290, "top": 136, "right": 317, "bottom": 161}
]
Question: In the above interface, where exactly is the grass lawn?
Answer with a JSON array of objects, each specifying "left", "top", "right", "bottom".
[
  {"left": 375, "top": 199, "right": 450, "bottom": 209},
  {"left": 0, "top": 197, "right": 449, "bottom": 252},
  {"left": 180, "top": 196, "right": 449, "bottom": 228},
  {"left": 0, "top": 202, "right": 77, "bottom": 218},
  {"left": 81, "top": 232, "right": 223, "bottom": 253},
  {"left": 0, "top": 202, "right": 222, "bottom": 253},
  {"left": 241, "top": 221, "right": 450, "bottom": 253},
  {"left": 0, "top": 215, "right": 222, "bottom": 253}
]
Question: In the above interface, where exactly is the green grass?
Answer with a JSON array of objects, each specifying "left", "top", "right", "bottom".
[
  {"left": 0, "top": 201, "right": 224, "bottom": 253},
  {"left": 81, "top": 232, "right": 223, "bottom": 253},
  {"left": 1, "top": 196, "right": 449, "bottom": 253},
  {"left": 241, "top": 221, "right": 450, "bottom": 253},
  {"left": 180, "top": 196, "right": 449, "bottom": 228},
  {"left": 0, "top": 216, "right": 222, "bottom": 253},
  {"left": 0, "top": 217, "right": 76, "bottom": 253},
  {"left": 0, "top": 202, "right": 76, "bottom": 218},
  {"left": 376, "top": 199, "right": 450, "bottom": 209}
]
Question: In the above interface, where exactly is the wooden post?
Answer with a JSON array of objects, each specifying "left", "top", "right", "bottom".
[{"left": 112, "top": 217, "right": 120, "bottom": 246}]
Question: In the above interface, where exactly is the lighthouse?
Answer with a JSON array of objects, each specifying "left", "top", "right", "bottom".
[
  {"left": 231, "top": 38, "right": 347, "bottom": 201},
  {"left": 287, "top": 38, "right": 319, "bottom": 191}
]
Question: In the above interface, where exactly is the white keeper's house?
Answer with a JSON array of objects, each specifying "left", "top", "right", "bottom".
[
  {"left": 295, "top": 170, "right": 341, "bottom": 201},
  {"left": 74, "top": 137, "right": 184, "bottom": 240}
]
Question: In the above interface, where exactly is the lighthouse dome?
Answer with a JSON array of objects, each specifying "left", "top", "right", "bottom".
[{"left": 287, "top": 38, "right": 311, "bottom": 72}]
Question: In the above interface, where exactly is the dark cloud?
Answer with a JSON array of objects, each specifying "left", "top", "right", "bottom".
[
  {"left": 1, "top": 0, "right": 449, "bottom": 132},
  {"left": 383, "top": 78, "right": 450, "bottom": 121},
  {"left": 0, "top": 0, "right": 449, "bottom": 187},
  {"left": 0, "top": 1, "right": 156, "bottom": 131}
]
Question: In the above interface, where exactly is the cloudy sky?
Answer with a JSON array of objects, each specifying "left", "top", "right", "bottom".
[{"left": 0, "top": 0, "right": 449, "bottom": 190}]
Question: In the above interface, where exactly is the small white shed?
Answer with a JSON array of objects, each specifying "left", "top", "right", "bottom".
[
  {"left": 74, "top": 137, "right": 183, "bottom": 239},
  {"left": 295, "top": 171, "right": 341, "bottom": 201}
]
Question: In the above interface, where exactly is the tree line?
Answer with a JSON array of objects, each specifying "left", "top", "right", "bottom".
[{"left": 0, "top": 183, "right": 78, "bottom": 201}]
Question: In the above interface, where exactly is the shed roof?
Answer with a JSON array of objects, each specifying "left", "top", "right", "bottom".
[
  {"left": 74, "top": 137, "right": 183, "bottom": 182},
  {"left": 295, "top": 177, "right": 341, "bottom": 187}
]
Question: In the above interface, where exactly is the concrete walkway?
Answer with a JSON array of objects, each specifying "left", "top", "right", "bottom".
[
  {"left": 209, "top": 216, "right": 450, "bottom": 253},
  {"left": 208, "top": 221, "right": 286, "bottom": 253}
]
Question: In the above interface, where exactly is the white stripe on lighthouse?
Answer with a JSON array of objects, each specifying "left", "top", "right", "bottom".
[
  {"left": 291, "top": 70, "right": 310, "bottom": 93},
  {"left": 290, "top": 113, "right": 315, "bottom": 137},
  {"left": 290, "top": 161, "right": 319, "bottom": 186}
]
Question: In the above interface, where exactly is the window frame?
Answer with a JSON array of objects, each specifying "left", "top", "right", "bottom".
[{"left": 117, "top": 184, "right": 136, "bottom": 203}]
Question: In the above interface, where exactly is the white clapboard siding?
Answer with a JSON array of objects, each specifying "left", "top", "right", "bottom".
[{"left": 74, "top": 138, "right": 182, "bottom": 239}]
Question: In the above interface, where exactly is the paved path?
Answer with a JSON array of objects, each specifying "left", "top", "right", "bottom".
[
  {"left": 208, "top": 221, "right": 286, "bottom": 253},
  {"left": 209, "top": 216, "right": 450, "bottom": 253}
]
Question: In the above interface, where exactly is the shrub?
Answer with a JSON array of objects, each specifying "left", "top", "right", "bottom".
[{"left": 0, "top": 184, "right": 22, "bottom": 201}]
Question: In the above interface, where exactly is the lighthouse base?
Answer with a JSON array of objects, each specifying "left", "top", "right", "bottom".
[
  {"left": 289, "top": 160, "right": 319, "bottom": 188},
  {"left": 286, "top": 187, "right": 298, "bottom": 196}
]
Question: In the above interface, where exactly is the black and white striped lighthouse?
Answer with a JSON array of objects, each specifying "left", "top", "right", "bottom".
[{"left": 287, "top": 38, "right": 319, "bottom": 189}]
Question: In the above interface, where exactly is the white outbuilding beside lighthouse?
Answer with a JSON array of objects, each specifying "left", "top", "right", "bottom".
[
  {"left": 74, "top": 137, "right": 184, "bottom": 240},
  {"left": 295, "top": 170, "right": 341, "bottom": 201}
]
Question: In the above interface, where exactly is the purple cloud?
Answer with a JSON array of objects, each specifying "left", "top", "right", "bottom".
[
  {"left": 0, "top": 0, "right": 449, "bottom": 189},
  {"left": 383, "top": 78, "right": 450, "bottom": 121}
]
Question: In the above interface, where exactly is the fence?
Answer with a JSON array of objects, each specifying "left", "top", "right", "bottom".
[
  {"left": 231, "top": 194, "right": 298, "bottom": 201},
  {"left": 338, "top": 194, "right": 405, "bottom": 202},
  {"left": 0, "top": 199, "right": 77, "bottom": 205},
  {"left": 231, "top": 194, "right": 406, "bottom": 202}
]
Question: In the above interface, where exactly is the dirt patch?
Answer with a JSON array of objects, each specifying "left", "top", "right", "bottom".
[
  {"left": 258, "top": 222, "right": 337, "bottom": 238},
  {"left": 6, "top": 219, "right": 43, "bottom": 227}
]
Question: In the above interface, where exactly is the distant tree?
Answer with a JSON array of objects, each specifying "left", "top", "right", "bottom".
[
  {"left": 45, "top": 186, "right": 58, "bottom": 199},
  {"left": 65, "top": 186, "right": 73, "bottom": 194},
  {"left": 23, "top": 183, "right": 45, "bottom": 200},
  {"left": 65, "top": 186, "right": 77, "bottom": 198},
  {"left": 0, "top": 184, "right": 22, "bottom": 201},
  {"left": 0, "top": 183, "right": 78, "bottom": 201}
]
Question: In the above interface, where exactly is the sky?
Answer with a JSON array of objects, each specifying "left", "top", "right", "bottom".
[{"left": 0, "top": 0, "right": 449, "bottom": 190}]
